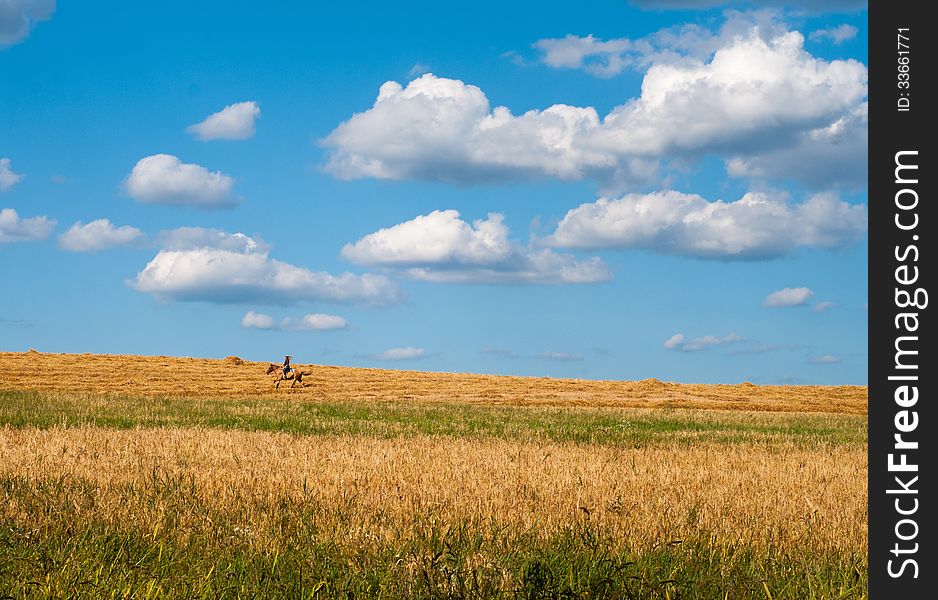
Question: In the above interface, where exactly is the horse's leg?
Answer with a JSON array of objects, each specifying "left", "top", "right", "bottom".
[{"left": 276, "top": 377, "right": 281, "bottom": 389}]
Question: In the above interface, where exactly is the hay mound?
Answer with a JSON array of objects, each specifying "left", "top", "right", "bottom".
[
  {"left": 224, "top": 356, "right": 245, "bottom": 365},
  {"left": 26, "top": 348, "right": 40, "bottom": 354}
]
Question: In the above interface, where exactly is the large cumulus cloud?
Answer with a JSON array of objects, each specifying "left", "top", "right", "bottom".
[
  {"left": 547, "top": 190, "right": 866, "bottom": 259},
  {"left": 342, "top": 209, "right": 611, "bottom": 284},
  {"left": 323, "top": 24, "right": 866, "bottom": 190},
  {"left": 132, "top": 232, "right": 398, "bottom": 305}
]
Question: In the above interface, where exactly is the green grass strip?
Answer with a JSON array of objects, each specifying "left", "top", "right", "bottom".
[{"left": 0, "top": 389, "right": 865, "bottom": 447}]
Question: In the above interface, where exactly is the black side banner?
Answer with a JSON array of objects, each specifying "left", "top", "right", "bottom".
[{"left": 869, "top": 1, "right": 934, "bottom": 597}]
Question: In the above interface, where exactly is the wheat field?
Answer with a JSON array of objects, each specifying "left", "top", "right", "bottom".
[{"left": 0, "top": 351, "right": 867, "bottom": 598}]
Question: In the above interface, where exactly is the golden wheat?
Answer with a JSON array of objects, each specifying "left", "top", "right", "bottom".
[
  {"left": 0, "top": 425, "right": 866, "bottom": 555},
  {"left": 0, "top": 352, "right": 868, "bottom": 595}
]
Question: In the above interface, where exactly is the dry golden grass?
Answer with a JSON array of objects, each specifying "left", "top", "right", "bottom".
[
  {"left": 0, "top": 426, "right": 866, "bottom": 555},
  {"left": 0, "top": 352, "right": 868, "bottom": 595},
  {"left": 0, "top": 351, "right": 867, "bottom": 413}
]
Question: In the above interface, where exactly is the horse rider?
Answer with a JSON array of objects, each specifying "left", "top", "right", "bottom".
[{"left": 282, "top": 355, "right": 293, "bottom": 377}]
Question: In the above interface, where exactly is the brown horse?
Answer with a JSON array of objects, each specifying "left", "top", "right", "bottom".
[{"left": 266, "top": 363, "right": 308, "bottom": 388}]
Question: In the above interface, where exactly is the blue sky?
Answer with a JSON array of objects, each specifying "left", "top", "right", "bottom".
[{"left": 1, "top": 1, "right": 868, "bottom": 384}]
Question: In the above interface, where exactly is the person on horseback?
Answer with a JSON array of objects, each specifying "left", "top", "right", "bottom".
[{"left": 282, "top": 355, "right": 293, "bottom": 377}]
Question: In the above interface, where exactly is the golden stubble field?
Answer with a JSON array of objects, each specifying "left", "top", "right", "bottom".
[
  {"left": 0, "top": 351, "right": 869, "bottom": 596},
  {"left": 0, "top": 351, "right": 866, "bottom": 413}
]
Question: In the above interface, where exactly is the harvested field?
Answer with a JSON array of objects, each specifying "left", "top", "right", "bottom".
[
  {"left": 0, "top": 352, "right": 868, "bottom": 598},
  {"left": 0, "top": 351, "right": 866, "bottom": 413}
]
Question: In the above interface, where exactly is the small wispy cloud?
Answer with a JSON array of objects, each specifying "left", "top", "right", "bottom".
[
  {"left": 533, "top": 34, "right": 633, "bottom": 78},
  {"left": 483, "top": 348, "right": 521, "bottom": 359},
  {"left": 809, "top": 24, "right": 859, "bottom": 45},
  {"left": 810, "top": 354, "right": 842, "bottom": 364},
  {"left": 814, "top": 300, "right": 836, "bottom": 312},
  {"left": 0, "top": 0, "right": 55, "bottom": 48},
  {"left": 727, "top": 343, "right": 802, "bottom": 357},
  {"left": 282, "top": 314, "right": 348, "bottom": 331},
  {"left": 483, "top": 348, "right": 590, "bottom": 361},
  {"left": 241, "top": 311, "right": 348, "bottom": 331},
  {"left": 408, "top": 63, "right": 430, "bottom": 77},
  {"left": 155, "top": 227, "right": 269, "bottom": 253},
  {"left": 501, "top": 50, "right": 529, "bottom": 67},
  {"left": 664, "top": 332, "right": 744, "bottom": 352},
  {"left": 186, "top": 101, "right": 260, "bottom": 141},
  {"left": 763, "top": 287, "right": 814, "bottom": 307},
  {"left": 0, "top": 317, "right": 32, "bottom": 329},
  {"left": 372, "top": 347, "right": 426, "bottom": 361},
  {"left": 0, "top": 158, "right": 24, "bottom": 191},
  {"left": 535, "top": 351, "right": 584, "bottom": 362}
]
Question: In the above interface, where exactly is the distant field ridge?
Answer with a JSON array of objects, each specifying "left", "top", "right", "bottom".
[{"left": 0, "top": 351, "right": 866, "bottom": 413}]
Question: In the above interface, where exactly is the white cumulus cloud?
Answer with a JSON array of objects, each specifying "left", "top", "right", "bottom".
[
  {"left": 323, "top": 22, "right": 866, "bottom": 190},
  {"left": 125, "top": 154, "right": 237, "bottom": 208},
  {"left": 664, "top": 332, "right": 744, "bottom": 352},
  {"left": 186, "top": 101, "right": 261, "bottom": 141},
  {"left": 726, "top": 103, "right": 867, "bottom": 188},
  {"left": 132, "top": 231, "right": 398, "bottom": 306},
  {"left": 373, "top": 347, "right": 426, "bottom": 361},
  {"left": 548, "top": 190, "right": 866, "bottom": 259},
  {"left": 343, "top": 209, "right": 513, "bottom": 266},
  {"left": 241, "top": 310, "right": 277, "bottom": 330},
  {"left": 342, "top": 209, "right": 611, "bottom": 284},
  {"left": 0, "top": 0, "right": 55, "bottom": 47},
  {"left": 58, "top": 219, "right": 143, "bottom": 252},
  {"left": 0, "top": 207, "right": 55, "bottom": 243},
  {"left": 763, "top": 287, "right": 814, "bottom": 307},
  {"left": 531, "top": 12, "right": 789, "bottom": 78},
  {"left": 0, "top": 158, "right": 24, "bottom": 192}
]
